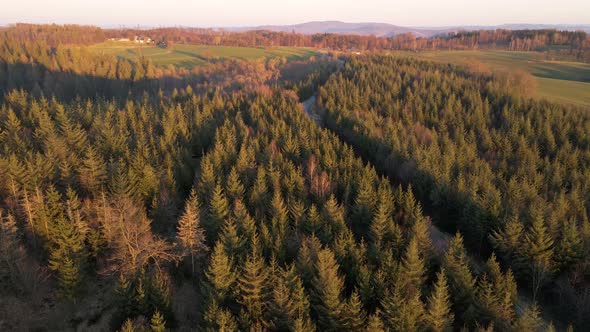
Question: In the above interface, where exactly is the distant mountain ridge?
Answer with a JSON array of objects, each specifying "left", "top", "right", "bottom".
[{"left": 227, "top": 21, "right": 590, "bottom": 37}]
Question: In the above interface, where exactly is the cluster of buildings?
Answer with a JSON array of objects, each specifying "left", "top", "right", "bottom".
[
  {"left": 108, "top": 36, "right": 153, "bottom": 44},
  {"left": 133, "top": 36, "right": 153, "bottom": 44}
]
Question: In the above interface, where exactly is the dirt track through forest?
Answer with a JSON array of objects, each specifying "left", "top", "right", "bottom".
[{"left": 300, "top": 88, "right": 551, "bottom": 329}]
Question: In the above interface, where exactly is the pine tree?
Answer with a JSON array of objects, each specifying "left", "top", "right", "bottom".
[
  {"left": 401, "top": 185, "right": 422, "bottom": 226},
  {"left": 249, "top": 166, "right": 268, "bottom": 219},
  {"left": 79, "top": 146, "right": 106, "bottom": 194},
  {"left": 323, "top": 195, "right": 346, "bottom": 236},
  {"left": 426, "top": 269, "right": 453, "bottom": 332},
  {"left": 55, "top": 256, "right": 80, "bottom": 300},
  {"left": 312, "top": 248, "right": 346, "bottom": 331},
  {"left": 177, "top": 188, "right": 207, "bottom": 275},
  {"left": 489, "top": 215, "right": 523, "bottom": 267},
  {"left": 365, "top": 311, "right": 386, "bottom": 332},
  {"left": 382, "top": 283, "right": 425, "bottom": 332},
  {"left": 268, "top": 265, "right": 313, "bottom": 331},
  {"left": 523, "top": 212, "right": 554, "bottom": 301},
  {"left": 149, "top": 271, "right": 172, "bottom": 320},
  {"left": 206, "top": 183, "right": 229, "bottom": 242},
  {"left": 219, "top": 218, "right": 245, "bottom": 258},
  {"left": 0, "top": 212, "right": 24, "bottom": 284},
  {"left": 225, "top": 167, "right": 245, "bottom": 202},
  {"left": 369, "top": 198, "right": 389, "bottom": 255},
  {"left": 150, "top": 310, "right": 166, "bottom": 332},
  {"left": 483, "top": 254, "right": 516, "bottom": 326},
  {"left": 237, "top": 244, "right": 269, "bottom": 326},
  {"left": 198, "top": 157, "right": 217, "bottom": 202},
  {"left": 48, "top": 213, "right": 85, "bottom": 300},
  {"left": 443, "top": 233, "right": 477, "bottom": 326},
  {"left": 411, "top": 217, "right": 434, "bottom": 263},
  {"left": 119, "top": 319, "right": 135, "bottom": 332},
  {"left": 514, "top": 303, "right": 542, "bottom": 332},
  {"left": 399, "top": 237, "right": 426, "bottom": 295},
  {"left": 288, "top": 199, "right": 307, "bottom": 231},
  {"left": 556, "top": 218, "right": 583, "bottom": 270},
  {"left": 204, "top": 299, "right": 239, "bottom": 332},
  {"left": 353, "top": 174, "right": 375, "bottom": 232},
  {"left": 344, "top": 290, "right": 366, "bottom": 330},
  {"left": 293, "top": 316, "right": 316, "bottom": 332},
  {"left": 268, "top": 273, "right": 296, "bottom": 330},
  {"left": 205, "top": 241, "right": 236, "bottom": 303},
  {"left": 231, "top": 198, "right": 256, "bottom": 241}
]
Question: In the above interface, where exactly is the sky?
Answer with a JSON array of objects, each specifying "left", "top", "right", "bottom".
[{"left": 1, "top": 0, "right": 589, "bottom": 27}]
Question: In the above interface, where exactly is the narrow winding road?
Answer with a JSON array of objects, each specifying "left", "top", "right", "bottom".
[{"left": 299, "top": 91, "right": 550, "bottom": 328}]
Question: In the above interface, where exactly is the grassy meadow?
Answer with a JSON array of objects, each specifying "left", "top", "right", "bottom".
[
  {"left": 88, "top": 41, "right": 319, "bottom": 68},
  {"left": 404, "top": 50, "right": 590, "bottom": 107},
  {"left": 87, "top": 42, "right": 590, "bottom": 107}
]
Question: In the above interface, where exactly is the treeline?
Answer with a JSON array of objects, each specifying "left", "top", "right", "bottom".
[
  {"left": 0, "top": 34, "right": 313, "bottom": 99},
  {"left": 1, "top": 23, "right": 106, "bottom": 46},
  {"left": 4, "top": 24, "right": 589, "bottom": 61},
  {"left": 111, "top": 27, "right": 590, "bottom": 61},
  {"left": 318, "top": 55, "right": 590, "bottom": 328}
]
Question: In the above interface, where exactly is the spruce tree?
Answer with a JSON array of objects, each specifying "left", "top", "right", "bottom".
[
  {"left": 344, "top": 290, "right": 366, "bottom": 330},
  {"left": 365, "top": 311, "right": 386, "bottom": 332},
  {"left": 312, "top": 248, "right": 346, "bottom": 331},
  {"left": 426, "top": 269, "right": 453, "bottom": 332},
  {"left": 443, "top": 233, "right": 477, "bottom": 326},
  {"left": 514, "top": 303, "right": 542, "bottom": 332},
  {"left": 369, "top": 199, "right": 389, "bottom": 255},
  {"left": 55, "top": 256, "right": 80, "bottom": 300},
  {"left": 237, "top": 248, "right": 269, "bottom": 327},
  {"left": 523, "top": 212, "right": 554, "bottom": 301},
  {"left": 249, "top": 166, "right": 268, "bottom": 219},
  {"left": 205, "top": 241, "right": 236, "bottom": 303},
  {"left": 225, "top": 167, "right": 245, "bottom": 202},
  {"left": 489, "top": 215, "right": 523, "bottom": 268},
  {"left": 0, "top": 212, "right": 23, "bottom": 284},
  {"left": 323, "top": 195, "right": 346, "bottom": 235},
  {"left": 198, "top": 157, "right": 217, "bottom": 202},
  {"left": 206, "top": 182, "right": 230, "bottom": 242},
  {"left": 79, "top": 146, "right": 106, "bottom": 195},
  {"left": 231, "top": 198, "right": 256, "bottom": 242},
  {"left": 150, "top": 310, "right": 166, "bottom": 332},
  {"left": 382, "top": 284, "right": 425, "bottom": 332},
  {"left": 48, "top": 214, "right": 85, "bottom": 300},
  {"left": 268, "top": 265, "right": 313, "bottom": 331},
  {"left": 119, "top": 319, "right": 135, "bottom": 332},
  {"left": 176, "top": 188, "right": 206, "bottom": 275},
  {"left": 399, "top": 237, "right": 426, "bottom": 295},
  {"left": 204, "top": 299, "right": 239, "bottom": 332},
  {"left": 556, "top": 218, "right": 583, "bottom": 270},
  {"left": 219, "top": 218, "right": 245, "bottom": 258}
]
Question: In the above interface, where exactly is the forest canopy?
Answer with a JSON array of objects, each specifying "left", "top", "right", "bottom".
[{"left": 0, "top": 23, "right": 589, "bottom": 331}]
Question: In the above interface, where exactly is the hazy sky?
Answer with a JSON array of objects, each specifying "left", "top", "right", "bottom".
[{"left": 1, "top": 0, "right": 589, "bottom": 27}]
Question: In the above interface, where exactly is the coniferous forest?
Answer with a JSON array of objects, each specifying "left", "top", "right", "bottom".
[{"left": 0, "top": 24, "right": 589, "bottom": 332}]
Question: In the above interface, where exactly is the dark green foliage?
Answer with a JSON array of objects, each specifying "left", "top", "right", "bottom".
[
  {"left": 150, "top": 310, "right": 166, "bottom": 332},
  {"left": 205, "top": 183, "right": 230, "bottom": 243},
  {"left": 311, "top": 248, "right": 347, "bottom": 331},
  {"left": 317, "top": 55, "right": 590, "bottom": 327},
  {"left": 2, "top": 41, "right": 589, "bottom": 330},
  {"left": 426, "top": 269, "right": 454, "bottom": 332},
  {"left": 114, "top": 270, "right": 173, "bottom": 330}
]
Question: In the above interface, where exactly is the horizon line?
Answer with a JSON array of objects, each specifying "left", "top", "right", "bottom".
[{"left": 1, "top": 20, "right": 590, "bottom": 30}]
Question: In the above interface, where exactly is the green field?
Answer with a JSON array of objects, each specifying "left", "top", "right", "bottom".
[
  {"left": 404, "top": 50, "right": 590, "bottom": 107},
  {"left": 89, "top": 41, "right": 319, "bottom": 68}
]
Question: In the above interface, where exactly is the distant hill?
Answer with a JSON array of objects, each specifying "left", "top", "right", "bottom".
[
  {"left": 227, "top": 21, "right": 590, "bottom": 37},
  {"left": 228, "top": 21, "right": 441, "bottom": 37}
]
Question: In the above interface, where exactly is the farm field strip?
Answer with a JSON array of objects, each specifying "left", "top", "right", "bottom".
[
  {"left": 88, "top": 41, "right": 318, "bottom": 68},
  {"left": 402, "top": 50, "right": 590, "bottom": 107}
]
